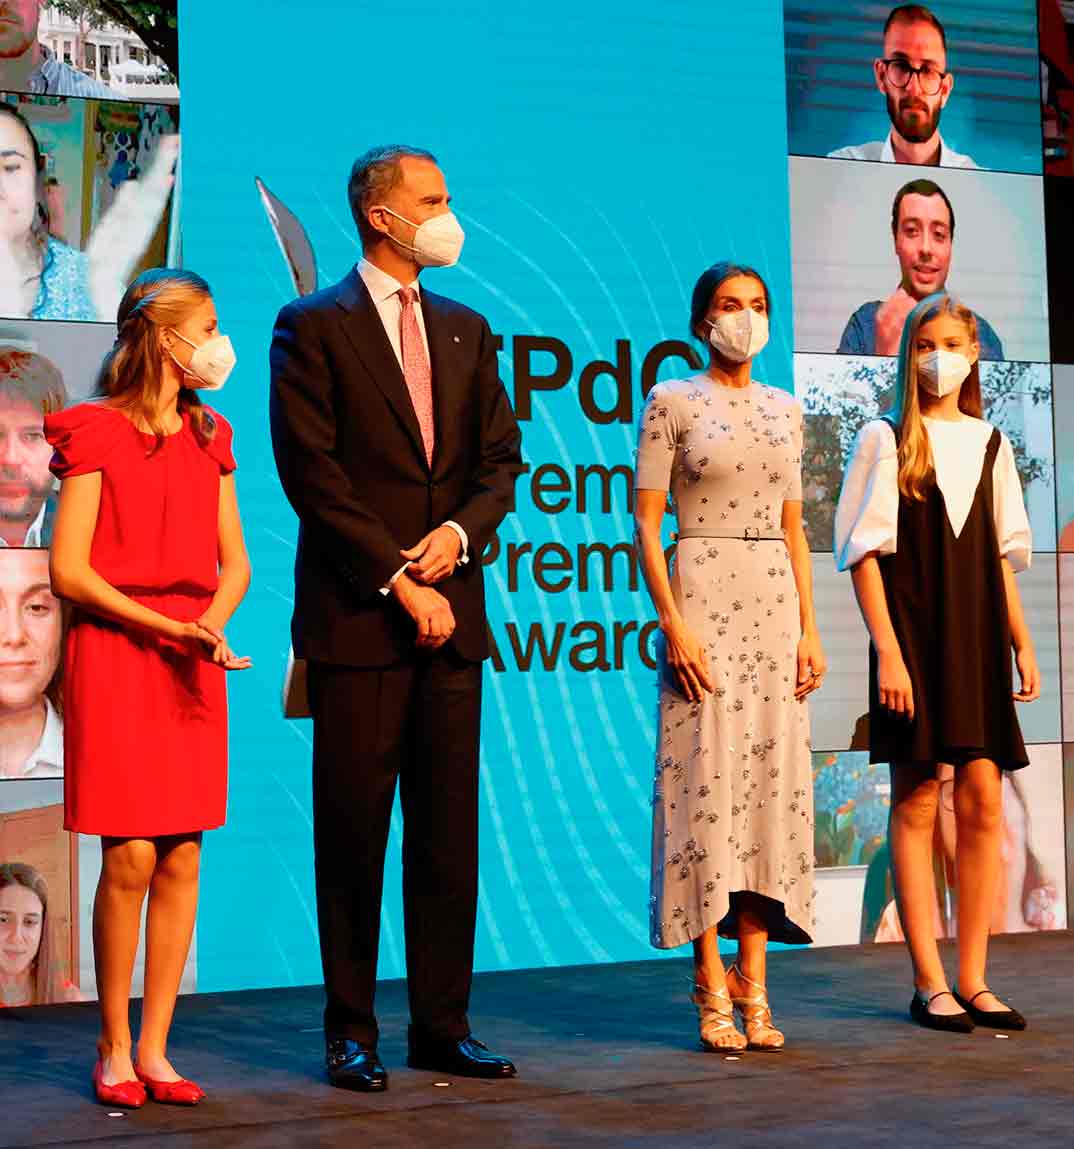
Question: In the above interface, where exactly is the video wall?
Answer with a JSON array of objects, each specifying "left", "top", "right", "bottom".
[
  {"left": 6, "top": 1, "right": 1072, "bottom": 1007},
  {"left": 0, "top": 4, "right": 181, "bottom": 1007},
  {"left": 788, "top": 0, "right": 1068, "bottom": 944}
]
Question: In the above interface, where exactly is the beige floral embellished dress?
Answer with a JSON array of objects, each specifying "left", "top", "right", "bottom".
[{"left": 636, "top": 375, "right": 815, "bottom": 949}]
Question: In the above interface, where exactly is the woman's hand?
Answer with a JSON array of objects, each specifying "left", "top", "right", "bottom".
[
  {"left": 877, "top": 649, "right": 914, "bottom": 719},
  {"left": 172, "top": 618, "right": 251, "bottom": 670},
  {"left": 663, "top": 622, "right": 714, "bottom": 703},
  {"left": 795, "top": 629, "right": 826, "bottom": 700},
  {"left": 208, "top": 636, "right": 252, "bottom": 671},
  {"left": 1014, "top": 643, "right": 1041, "bottom": 703}
]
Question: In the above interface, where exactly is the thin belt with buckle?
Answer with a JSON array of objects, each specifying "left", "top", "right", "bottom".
[{"left": 674, "top": 526, "right": 785, "bottom": 542}]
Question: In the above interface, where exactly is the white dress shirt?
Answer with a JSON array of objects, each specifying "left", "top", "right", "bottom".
[
  {"left": 12, "top": 698, "right": 63, "bottom": 779},
  {"left": 356, "top": 259, "right": 470, "bottom": 592},
  {"left": 828, "top": 132, "right": 977, "bottom": 169},
  {"left": 834, "top": 416, "right": 1031, "bottom": 573}
]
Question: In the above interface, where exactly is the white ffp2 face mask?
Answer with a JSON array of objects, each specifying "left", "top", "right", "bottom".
[
  {"left": 375, "top": 206, "right": 465, "bottom": 267},
  {"left": 707, "top": 309, "right": 770, "bottom": 363},
  {"left": 168, "top": 330, "right": 237, "bottom": 391},
  {"left": 918, "top": 349, "right": 973, "bottom": 398}
]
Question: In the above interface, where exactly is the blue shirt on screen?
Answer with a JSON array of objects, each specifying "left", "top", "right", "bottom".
[
  {"left": 31, "top": 239, "right": 95, "bottom": 322},
  {"left": 26, "top": 44, "right": 116, "bottom": 99},
  {"left": 837, "top": 301, "right": 1005, "bottom": 361}
]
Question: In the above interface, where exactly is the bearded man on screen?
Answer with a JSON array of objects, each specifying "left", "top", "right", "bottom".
[{"left": 829, "top": 4, "right": 977, "bottom": 169}]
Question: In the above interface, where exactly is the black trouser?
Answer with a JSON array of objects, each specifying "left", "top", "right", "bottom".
[{"left": 307, "top": 648, "right": 481, "bottom": 1047}]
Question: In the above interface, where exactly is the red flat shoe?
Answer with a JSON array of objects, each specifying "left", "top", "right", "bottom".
[
  {"left": 134, "top": 1066, "right": 205, "bottom": 1105},
  {"left": 93, "top": 1060, "right": 147, "bottom": 1109}
]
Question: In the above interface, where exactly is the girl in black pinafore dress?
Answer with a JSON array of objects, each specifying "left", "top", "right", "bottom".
[{"left": 834, "top": 293, "right": 1039, "bottom": 1033}]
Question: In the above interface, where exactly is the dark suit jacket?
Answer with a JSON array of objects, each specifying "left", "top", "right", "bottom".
[{"left": 269, "top": 267, "right": 522, "bottom": 666}]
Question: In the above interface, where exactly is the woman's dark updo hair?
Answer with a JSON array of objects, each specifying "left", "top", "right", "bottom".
[{"left": 689, "top": 262, "right": 772, "bottom": 342}]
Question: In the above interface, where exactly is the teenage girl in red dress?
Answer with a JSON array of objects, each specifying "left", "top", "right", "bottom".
[{"left": 45, "top": 268, "right": 251, "bottom": 1107}]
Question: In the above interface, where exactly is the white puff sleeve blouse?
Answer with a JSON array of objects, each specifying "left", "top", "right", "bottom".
[{"left": 833, "top": 417, "right": 1032, "bottom": 574}]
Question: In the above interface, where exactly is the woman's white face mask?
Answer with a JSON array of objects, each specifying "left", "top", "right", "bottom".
[{"left": 706, "top": 309, "right": 769, "bottom": 363}]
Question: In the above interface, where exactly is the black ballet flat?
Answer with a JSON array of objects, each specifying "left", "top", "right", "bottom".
[
  {"left": 909, "top": 990, "right": 974, "bottom": 1033},
  {"left": 952, "top": 988, "right": 1027, "bottom": 1031}
]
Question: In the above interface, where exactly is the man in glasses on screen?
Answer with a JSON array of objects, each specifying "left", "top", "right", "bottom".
[
  {"left": 0, "top": 348, "right": 65, "bottom": 548},
  {"left": 0, "top": 1, "right": 115, "bottom": 98},
  {"left": 829, "top": 4, "right": 976, "bottom": 168}
]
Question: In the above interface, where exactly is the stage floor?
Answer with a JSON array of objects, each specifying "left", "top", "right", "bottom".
[{"left": 4, "top": 931, "right": 1074, "bottom": 1147}]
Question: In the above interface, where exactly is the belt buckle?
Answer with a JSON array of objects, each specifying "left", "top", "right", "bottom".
[{"left": 744, "top": 526, "right": 760, "bottom": 542}]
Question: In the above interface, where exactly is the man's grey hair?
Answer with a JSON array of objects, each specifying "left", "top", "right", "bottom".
[{"left": 348, "top": 144, "right": 438, "bottom": 246}]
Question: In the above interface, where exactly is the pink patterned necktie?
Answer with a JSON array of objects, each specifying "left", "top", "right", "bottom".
[{"left": 398, "top": 286, "right": 435, "bottom": 464}]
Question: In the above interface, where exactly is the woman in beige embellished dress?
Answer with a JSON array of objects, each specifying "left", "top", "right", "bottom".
[{"left": 635, "top": 263, "right": 825, "bottom": 1052}]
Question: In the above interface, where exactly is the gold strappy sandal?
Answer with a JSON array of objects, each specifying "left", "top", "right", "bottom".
[
  {"left": 690, "top": 980, "right": 748, "bottom": 1053},
  {"left": 728, "top": 964, "right": 784, "bottom": 1051}
]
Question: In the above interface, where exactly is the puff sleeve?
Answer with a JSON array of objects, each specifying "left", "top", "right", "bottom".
[
  {"left": 833, "top": 419, "right": 899, "bottom": 571},
  {"left": 44, "top": 403, "right": 127, "bottom": 479},
  {"left": 635, "top": 384, "right": 679, "bottom": 491},
  {"left": 992, "top": 432, "right": 1031, "bottom": 573},
  {"left": 203, "top": 410, "right": 237, "bottom": 475}
]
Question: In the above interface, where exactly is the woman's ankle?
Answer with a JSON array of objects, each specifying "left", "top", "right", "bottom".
[
  {"left": 693, "top": 965, "right": 727, "bottom": 992},
  {"left": 97, "top": 1037, "right": 133, "bottom": 1061}
]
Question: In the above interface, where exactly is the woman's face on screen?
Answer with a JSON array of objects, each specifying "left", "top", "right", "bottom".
[
  {"left": 0, "top": 115, "right": 37, "bottom": 243},
  {"left": 0, "top": 550, "right": 60, "bottom": 712},
  {"left": 0, "top": 883, "right": 43, "bottom": 978}
]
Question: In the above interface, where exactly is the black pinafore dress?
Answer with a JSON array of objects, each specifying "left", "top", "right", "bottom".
[{"left": 869, "top": 422, "right": 1029, "bottom": 771}]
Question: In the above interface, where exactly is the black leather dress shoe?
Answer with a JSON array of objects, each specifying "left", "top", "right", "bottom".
[
  {"left": 406, "top": 1031, "right": 517, "bottom": 1079},
  {"left": 326, "top": 1038, "right": 388, "bottom": 1092}
]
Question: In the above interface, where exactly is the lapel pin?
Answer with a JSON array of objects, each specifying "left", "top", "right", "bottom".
[{"left": 453, "top": 335, "right": 461, "bottom": 343}]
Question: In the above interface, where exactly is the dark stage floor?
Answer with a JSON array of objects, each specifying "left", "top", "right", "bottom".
[{"left": 4, "top": 932, "right": 1074, "bottom": 1148}]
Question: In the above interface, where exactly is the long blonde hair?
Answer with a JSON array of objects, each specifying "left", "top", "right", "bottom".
[
  {"left": 890, "top": 292, "right": 982, "bottom": 501},
  {"left": 96, "top": 268, "right": 218, "bottom": 448}
]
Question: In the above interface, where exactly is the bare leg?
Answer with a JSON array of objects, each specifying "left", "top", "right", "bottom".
[
  {"left": 729, "top": 907, "right": 768, "bottom": 987},
  {"left": 953, "top": 759, "right": 1008, "bottom": 1011},
  {"left": 888, "top": 764, "right": 959, "bottom": 1015},
  {"left": 692, "top": 926, "right": 726, "bottom": 992},
  {"left": 691, "top": 926, "right": 744, "bottom": 1050},
  {"left": 95, "top": 838, "right": 156, "bottom": 1085},
  {"left": 727, "top": 904, "right": 783, "bottom": 1048},
  {"left": 136, "top": 833, "right": 202, "bottom": 1081}
]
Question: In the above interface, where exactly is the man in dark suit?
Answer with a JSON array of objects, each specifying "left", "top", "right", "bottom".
[{"left": 269, "top": 145, "right": 522, "bottom": 1091}]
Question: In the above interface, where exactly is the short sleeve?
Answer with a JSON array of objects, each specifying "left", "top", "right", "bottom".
[
  {"left": 44, "top": 403, "right": 127, "bottom": 479},
  {"left": 634, "top": 384, "right": 679, "bottom": 491},
  {"left": 993, "top": 432, "right": 1031, "bottom": 573},
  {"left": 833, "top": 419, "right": 899, "bottom": 571},
  {"left": 203, "top": 410, "right": 237, "bottom": 474},
  {"left": 784, "top": 399, "right": 803, "bottom": 502}
]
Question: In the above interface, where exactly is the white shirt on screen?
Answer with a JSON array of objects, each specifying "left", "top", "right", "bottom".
[
  {"left": 828, "top": 132, "right": 977, "bottom": 169},
  {"left": 13, "top": 698, "right": 63, "bottom": 779},
  {"left": 0, "top": 499, "right": 48, "bottom": 548},
  {"left": 355, "top": 258, "right": 470, "bottom": 593},
  {"left": 833, "top": 416, "right": 1031, "bottom": 573}
]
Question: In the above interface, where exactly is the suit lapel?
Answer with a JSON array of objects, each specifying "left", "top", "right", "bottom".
[{"left": 336, "top": 269, "right": 427, "bottom": 467}]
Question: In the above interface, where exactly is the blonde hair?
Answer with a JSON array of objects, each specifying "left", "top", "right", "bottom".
[
  {"left": 96, "top": 268, "right": 217, "bottom": 448},
  {"left": 891, "top": 292, "right": 982, "bottom": 501}
]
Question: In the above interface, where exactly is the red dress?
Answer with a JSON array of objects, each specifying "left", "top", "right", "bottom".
[{"left": 44, "top": 403, "right": 237, "bottom": 837}]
